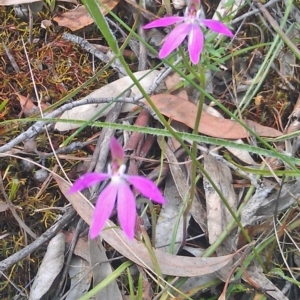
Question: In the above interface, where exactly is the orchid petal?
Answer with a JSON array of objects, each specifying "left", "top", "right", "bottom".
[
  {"left": 201, "top": 19, "right": 233, "bottom": 37},
  {"left": 159, "top": 23, "right": 191, "bottom": 58},
  {"left": 188, "top": 23, "right": 203, "bottom": 64},
  {"left": 116, "top": 181, "right": 136, "bottom": 239},
  {"left": 125, "top": 175, "right": 166, "bottom": 204},
  {"left": 68, "top": 173, "right": 110, "bottom": 194},
  {"left": 90, "top": 182, "right": 118, "bottom": 238},
  {"left": 110, "top": 137, "right": 124, "bottom": 162},
  {"left": 143, "top": 16, "right": 184, "bottom": 29}
]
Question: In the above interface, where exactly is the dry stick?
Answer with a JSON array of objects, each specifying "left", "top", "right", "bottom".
[
  {"left": 38, "top": 138, "right": 98, "bottom": 160},
  {"left": 0, "top": 208, "right": 76, "bottom": 273},
  {"left": 230, "top": 0, "right": 280, "bottom": 25},
  {"left": 254, "top": 0, "right": 300, "bottom": 59},
  {"left": 2, "top": 43, "right": 20, "bottom": 72},
  {"left": 62, "top": 33, "right": 127, "bottom": 76},
  {"left": 53, "top": 218, "right": 85, "bottom": 299},
  {"left": 0, "top": 96, "right": 145, "bottom": 154},
  {"left": 93, "top": 44, "right": 135, "bottom": 59},
  {"left": 106, "top": 17, "right": 140, "bottom": 58}
]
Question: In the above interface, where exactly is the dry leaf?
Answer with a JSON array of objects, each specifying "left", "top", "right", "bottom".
[
  {"left": 53, "top": 1, "right": 119, "bottom": 31},
  {"left": 226, "top": 140, "right": 258, "bottom": 165},
  {"left": 201, "top": 104, "right": 259, "bottom": 164},
  {"left": 149, "top": 94, "right": 282, "bottom": 139},
  {"left": 15, "top": 93, "right": 39, "bottom": 117},
  {"left": 241, "top": 179, "right": 300, "bottom": 227},
  {"left": 203, "top": 154, "right": 237, "bottom": 281},
  {"left": 66, "top": 256, "right": 92, "bottom": 300},
  {"left": 243, "top": 265, "right": 289, "bottom": 300},
  {"left": 89, "top": 237, "right": 122, "bottom": 300},
  {"left": 164, "top": 73, "right": 191, "bottom": 150},
  {"left": 156, "top": 137, "right": 206, "bottom": 251},
  {"left": 290, "top": 93, "right": 300, "bottom": 119},
  {"left": 55, "top": 70, "right": 161, "bottom": 131},
  {"left": 155, "top": 175, "right": 186, "bottom": 254},
  {"left": 15, "top": 93, "right": 49, "bottom": 117},
  {"left": 41, "top": 19, "right": 53, "bottom": 29},
  {"left": 212, "top": 0, "right": 245, "bottom": 20},
  {"left": 64, "top": 230, "right": 90, "bottom": 263},
  {"left": 156, "top": 138, "right": 190, "bottom": 254},
  {"left": 29, "top": 233, "right": 65, "bottom": 300},
  {"left": 204, "top": 154, "right": 237, "bottom": 245},
  {"left": 56, "top": 176, "right": 235, "bottom": 277}
]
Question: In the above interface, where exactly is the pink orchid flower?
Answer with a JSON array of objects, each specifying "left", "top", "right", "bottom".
[
  {"left": 143, "top": 0, "right": 233, "bottom": 64},
  {"left": 68, "top": 137, "right": 166, "bottom": 239}
]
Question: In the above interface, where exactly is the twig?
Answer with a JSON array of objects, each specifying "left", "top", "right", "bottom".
[
  {"left": 53, "top": 218, "right": 85, "bottom": 299},
  {"left": 2, "top": 43, "right": 20, "bottom": 72},
  {"left": 0, "top": 96, "right": 145, "bottom": 153},
  {"left": 62, "top": 33, "right": 127, "bottom": 76},
  {"left": 198, "top": 145, "right": 260, "bottom": 188},
  {"left": 38, "top": 139, "right": 98, "bottom": 161},
  {"left": 254, "top": 0, "right": 300, "bottom": 60},
  {"left": 0, "top": 208, "right": 76, "bottom": 273},
  {"left": 230, "top": 0, "right": 280, "bottom": 25},
  {"left": 147, "top": 58, "right": 183, "bottom": 96},
  {"left": 105, "top": 17, "right": 139, "bottom": 57}
]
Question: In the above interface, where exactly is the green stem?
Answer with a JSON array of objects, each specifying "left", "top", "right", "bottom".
[{"left": 189, "top": 65, "right": 205, "bottom": 221}]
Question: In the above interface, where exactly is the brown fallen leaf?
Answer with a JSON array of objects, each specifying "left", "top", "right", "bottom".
[
  {"left": 53, "top": 1, "right": 119, "bottom": 31},
  {"left": 149, "top": 94, "right": 282, "bottom": 139},
  {"left": 15, "top": 93, "right": 49, "bottom": 117},
  {"left": 55, "top": 176, "right": 236, "bottom": 277},
  {"left": 15, "top": 93, "right": 39, "bottom": 117}
]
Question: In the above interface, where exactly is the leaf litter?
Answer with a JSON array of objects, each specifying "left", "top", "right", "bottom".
[{"left": 1, "top": 0, "right": 300, "bottom": 299}]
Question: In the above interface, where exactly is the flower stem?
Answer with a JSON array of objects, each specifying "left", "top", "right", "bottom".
[{"left": 188, "top": 64, "right": 205, "bottom": 222}]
